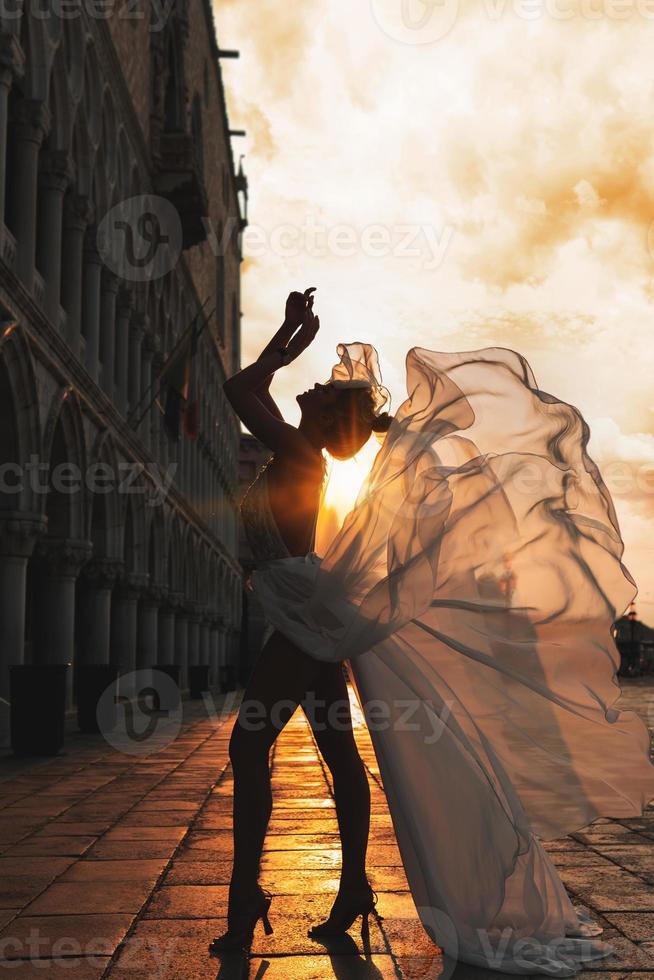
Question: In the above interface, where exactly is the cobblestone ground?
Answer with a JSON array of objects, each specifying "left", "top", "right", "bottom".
[{"left": 0, "top": 680, "right": 653, "bottom": 979}]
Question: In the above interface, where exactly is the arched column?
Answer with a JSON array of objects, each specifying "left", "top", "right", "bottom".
[
  {"left": 0, "top": 515, "right": 46, "bottom": 744},
  {"left": 82, "top": 233, "right": 103, "bottom": 383},
  {"left": 32, "top": 538, "right": 92, "bottom": 707},
  {"left": 77, "top": 559, "right": 120, "bottom": 666},
  {"left": 199, "top": 614, "right": 210, "bottom": 666},
  {"left": 151, "top": 351, "right": 164, "bottom": 462},
  {"left": 209, "top": 619, "right": 220, "bottom": 690},
  {"left": 139, "top": 333, "right": 155, "bottom": 450},
  {"left": 61, "top": 195, "right": 93, "bottom": 357},
  {"left": 127, "top": 312, "right": 145, "bottom": 415},
  {"left": 114, "top": 290, "right": 132, "bottom": 415},
  {"left": 99, "top": 270, "right": 119, "bottom": 399},
  {"left": 13, "top": 98, "right": 50, "bottom": 292},
  {"left": 37, "top": 151, "right": 73, "bottom": 325},
  {"left": 174, "top": 607, "right": 189, "bottom": 689},
  {"left": 187, "top": 607, "right": 200, "bottom": 666},
  {"left": 110, "top": 573, "right": 146, "bottom": 687},
  {"left": 157, "top": 599, "right": 175, "bottom": 664},
  {"left": 137, "top": 583, "right": 163, "bottom": 668},
  {"left": 0, "top": 33, "right": 24, "bottom": 231}
]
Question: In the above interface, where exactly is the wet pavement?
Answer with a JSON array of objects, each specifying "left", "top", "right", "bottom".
[{"left": 0, "top": 679, "right": 653, "bottom": 979}]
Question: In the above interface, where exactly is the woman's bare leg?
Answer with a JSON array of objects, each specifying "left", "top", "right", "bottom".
[
  {"left": 304, "top": 664, "right": 371, "bottom": 893},
  {"left": 227, "top": 632, "right": 370, "bottom": 909},
  {"left": 228, "top": 630, "right": 323, "bottom": 904}
]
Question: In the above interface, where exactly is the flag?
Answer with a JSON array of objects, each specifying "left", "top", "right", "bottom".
[{"left": 161, "top": 319, "right": 201, "bottom": 441}]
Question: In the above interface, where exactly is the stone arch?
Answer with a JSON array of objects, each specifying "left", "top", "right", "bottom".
[
  {"left": 70, "top": 107, "right": 94, "bottom": 198},
  {"left": 146, "top": 504, "right": 166, "bottom": 588},
  {"left": 82, "top": 40, "right": 102, "bottom": 151},
  {"left": 122, "top": 479, "right": 147, "bottom": 575},
  {"left": 62, "top": 14, "right": 85, "bottom": 104},
  {"left": 45, "top": 42, "right": 73, "bottom": 153},
  {"left": 100, "top": 89, "right": 118, "bottom": 186},
  {"left": 17, "top": 5, "right": 50, "bottom": 101},
  {"left": 87, "top": 430, "right": 122, "bottom": 560},
  {"left": 0, "top": 321, "right": 41, "bottom": 514},
  {"left": 42, "top": 388, "right": 87, "bottom": 542},
  {"left": 167, "top": 516, "right": 184, "bottom": 593}
]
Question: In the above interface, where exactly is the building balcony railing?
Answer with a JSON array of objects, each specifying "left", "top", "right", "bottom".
[{"left": 152, "top": 131, "right": 209, "bottom": 250}]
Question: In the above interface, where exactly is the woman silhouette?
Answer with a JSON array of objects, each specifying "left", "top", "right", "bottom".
[
  {"left": 213, "top": 288, "right": 654, "bottom": 975},
  {"left": 211, "top": 288, "right": 392, "bottom": 953}
]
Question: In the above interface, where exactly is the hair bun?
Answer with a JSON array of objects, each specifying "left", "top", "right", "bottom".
[{"left": 371, "top": 411, "right": 393, "bottom": 433}]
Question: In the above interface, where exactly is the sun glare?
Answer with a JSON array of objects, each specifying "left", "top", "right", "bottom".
[{"left": 315, "top": 438, "right": 380, "bottom": 555}]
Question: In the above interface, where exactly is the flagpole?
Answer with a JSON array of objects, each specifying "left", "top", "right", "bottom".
[
  {"left": 130, "top": 305, "right": 215, "bottom": 433},
  {"left": 125, "top": 296, "right": 213, "bottom": 429}
]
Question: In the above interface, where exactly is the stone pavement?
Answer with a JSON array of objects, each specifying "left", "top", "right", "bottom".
[{"left": 0, "top": 680, "right": 653, "bottom": 979}]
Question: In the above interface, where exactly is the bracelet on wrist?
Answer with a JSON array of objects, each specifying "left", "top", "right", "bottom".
[{"left": 277, "top": 347, "right": 291, "bottom": 365}]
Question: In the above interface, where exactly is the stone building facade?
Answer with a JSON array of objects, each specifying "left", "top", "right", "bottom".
[{"left": 0, "top": 0, "right": 246, "bottom": 740}]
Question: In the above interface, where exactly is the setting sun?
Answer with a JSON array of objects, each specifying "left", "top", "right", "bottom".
[{"left": 315, "top": 438, "right": 381, "bottom": 556}]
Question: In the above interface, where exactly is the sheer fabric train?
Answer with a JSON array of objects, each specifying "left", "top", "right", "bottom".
[{"left": 250, "top": 345, "right": 654, "bottom": 975}]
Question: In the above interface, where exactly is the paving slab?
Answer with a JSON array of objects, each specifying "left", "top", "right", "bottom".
[{"left": 0, "top": 682, "right": 653, "bottom": 977}]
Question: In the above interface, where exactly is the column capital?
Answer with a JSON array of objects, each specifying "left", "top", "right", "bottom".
[
  {"left": 167, "top": 590, "right": 185, "bottom": 610},
  {"left": 83, "top": 226, "right": 103, "bottom": 263},
  {"left": 39, "top": 150, "right": 74, "bottom": 192},
  {"left": 186, "top": 601, "right": 204, "bottom": 624},
  {"left": 35, "top": 537, "right": 93, "bottom": 576},
  {"left": 142, "top": 330, "right": 159, "bottom": 357},
  {"left": 0, "top": 512, "right": 47, "bottom": 558},
  {"left": 14, "top": 97, "right": 50, "bottom": 143},
  {"left": 0, "top": 32, "right": 25, "bottom": 84},
  {"left": 101, "top": 267, "right": 120, "bottom": 294},
  {"left": 81, "top": 557, "right": 123, "bottom": 589},
  {"left": 65, "top": 193, "right": 94, "bottom": 231},
  {"left": 117, "top": 288, "right": 133, "bottom": 317},
  {"left": 144, "top": 581, "right": 166, "bottom": 604},
  {"left": 114, "top": 571, "right": 148, "bottom": 600}
]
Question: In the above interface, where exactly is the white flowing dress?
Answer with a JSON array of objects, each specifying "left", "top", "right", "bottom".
[{"left": 244, "top": 345, "right": 654, "bottom": 976}]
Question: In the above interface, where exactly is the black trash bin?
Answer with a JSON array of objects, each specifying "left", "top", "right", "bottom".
[
  {"left": 219, "top": 665, "right": 237, "bottom": 692},
  {"left": 188, "top": 664, "right": 210, "bottom": 699},
  {"left": 152, "top": 665, "right": 182, "bottom": 711},
  {"left": 77, "top": 664, "right": 119, "bottom": 734},
  {"left": 10, "top": 663, "right": 70, "bottom": 756}
]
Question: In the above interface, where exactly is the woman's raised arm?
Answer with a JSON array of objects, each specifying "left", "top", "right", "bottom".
[{"left": 223, "top": 289, "right": 319, "bottom": 455}]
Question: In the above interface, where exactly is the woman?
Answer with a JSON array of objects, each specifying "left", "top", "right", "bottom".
[
  {"left": 214, "top": 288, "right": 654, "bottom": 976},
  {"left": 211, "top": 288, "right": 392, "bottom": 955}
]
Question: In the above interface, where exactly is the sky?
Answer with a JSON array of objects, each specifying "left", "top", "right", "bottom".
[{"left": 216, "top": 0, "right": 654, "bottom": 620}]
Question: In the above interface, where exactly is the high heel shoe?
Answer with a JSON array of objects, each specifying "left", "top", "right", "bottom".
[
  {"left": 307, "top": 883, "right": 379, "bottom": 944},
  {"left": 209, "top": 886, "right": 273, "bottom": 954}
]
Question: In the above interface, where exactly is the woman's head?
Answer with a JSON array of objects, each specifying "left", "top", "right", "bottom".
[{"left": 297, "top": 382, "right": 393, "bottom": 460}]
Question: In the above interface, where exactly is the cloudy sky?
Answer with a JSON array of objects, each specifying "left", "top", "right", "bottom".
[{"left": 216, "top": 0, "right": 654, "bottom": 619}]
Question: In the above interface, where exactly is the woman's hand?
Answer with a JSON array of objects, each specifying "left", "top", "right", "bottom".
[
  {"left": 286, "top": 293, "right": 320, "bottom": 361},
  {"left": 284, "top": 286, "right": 316, "bottom": 328}
]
